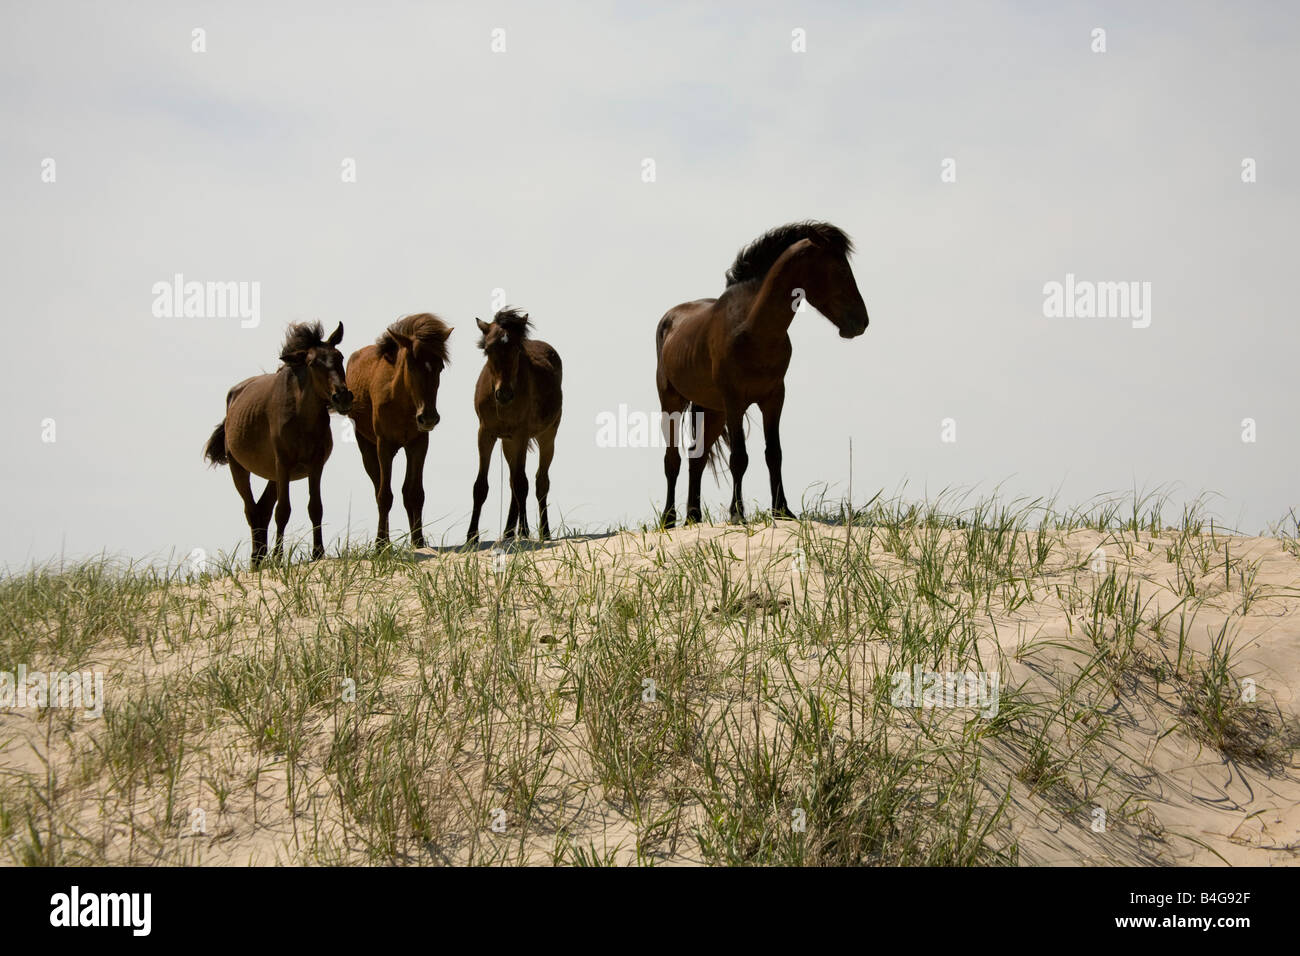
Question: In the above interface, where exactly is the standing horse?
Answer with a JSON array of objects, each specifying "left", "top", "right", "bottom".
[
  {"left": 655, "top": 221, "right": 869, "bottom": 526},
  {"left": 344, "top": 313, "right": 453, "bottom": 548},
  {"left": 466, "top": 308, "right": 563, "bottom": 542},
  {"left": 203, "top": 321, "right": 353, "bottom": 563}
]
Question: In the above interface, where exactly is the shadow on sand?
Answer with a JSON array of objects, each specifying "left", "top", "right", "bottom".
[{"left": 410, "top": 529, "right": 622, "bottom": 559}]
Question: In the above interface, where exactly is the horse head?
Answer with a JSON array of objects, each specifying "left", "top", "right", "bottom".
[
  {"left": 382, "top": 314, "right": 453, "bottom": 431},
  {"left": 281, "top": 321, "right": 353, "bottom": 413},
  {"left": 476, "top": 308, "right": 532, "bottom": 406}
]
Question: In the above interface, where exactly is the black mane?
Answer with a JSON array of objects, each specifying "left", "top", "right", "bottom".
[
  {"left": 279, "top": 321, "right": 327, "bottom": 361},
  {"left": 376, "top": 312, "right": 452, "bottom": 365},
  {"left": 724, "top": 221, "right": 854, "bottom": 287},
  {"left": 479, "top": 307, "right": 532, "bottom": 348}
]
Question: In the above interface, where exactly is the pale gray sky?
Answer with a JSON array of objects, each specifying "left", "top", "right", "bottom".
[{"left": 2, "top": 1, "right": 1297, "bottom": 567}]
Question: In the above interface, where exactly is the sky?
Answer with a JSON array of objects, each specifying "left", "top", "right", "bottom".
[{"left": 1, "top": 0, "right": 1298, "bottom": 568}]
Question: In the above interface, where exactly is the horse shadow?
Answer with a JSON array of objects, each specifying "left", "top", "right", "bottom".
[{"left": 411, "top": 529, "right": 620, "bottom": 559}]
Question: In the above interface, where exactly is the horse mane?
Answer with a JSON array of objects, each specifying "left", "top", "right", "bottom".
[
  {"left": 279, "top": 321, "right": 328, "bottom": 362},
  {"left": 724, "top": 221, "right": 855, "bottom": 287},
  {"left": 479, "top": 307, "right": 532, "bottom": 349},
  {"left": 376, "top": 312, "right": 452, "bottom": 365}
]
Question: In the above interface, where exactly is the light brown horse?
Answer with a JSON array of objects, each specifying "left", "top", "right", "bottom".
[
  {"left": 466, "top": 308, "right": 562, "bottom": 542},
  {"left": 203, "top": 321, "right": 353, "bottom": 563},
  {"left": 344, "top": 313, "right": 453, "bottom": 548},
  {"left": 655, "top": 221, "right": 869, "bottom": 526}
]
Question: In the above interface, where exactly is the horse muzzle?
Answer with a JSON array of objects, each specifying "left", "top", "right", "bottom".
[
  {"left": 331, "top": 390, "right": 354, "bottom": 413},
  {"left": 416, "top": 411, "right": 440, "bottom": 431}
]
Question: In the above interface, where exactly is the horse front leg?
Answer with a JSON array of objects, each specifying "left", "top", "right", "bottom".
[
  {"left": 272, "top": 458, "right": 292, "bottom": 562},
  {"left": 402, "top": 433, "right": 429, "bottom": 548},
  {"left": 759, "top": 386, "right": 795, "bottom": 519},
  {"left": 253, "top": 480, "right": 276, "bottom": 562},
  {"left": 502, "top": 437, "right": 529, "bottom": 540},
  {"left": 375, "top": 437, "right": 399, "bottom": 548},
  {"left": 307, "top": 465, "right": 325, "bottom": 559},
  {"left": 466, "top": 428, "right": 495, "bottom": 544}
]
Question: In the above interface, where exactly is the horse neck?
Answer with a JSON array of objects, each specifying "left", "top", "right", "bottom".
[
  {"left": 286, "top": 367, "right": 329, "bottom": 424},
  {"left": 386, "top": 352, "right": 418, "bottom": 414},
  {"left": 505, "top": 347, "right": 534, "bottom": 395},
  {"left": 746, "top": 245, "right": 819, "bottom": 341}
]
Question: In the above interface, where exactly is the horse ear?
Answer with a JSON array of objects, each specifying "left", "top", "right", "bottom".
[
  {"left": 327, "top": 322, "right": 344, "bottom": 346},
  {"left": 283, "top": 350, "right": 308, "bottom": 367},
  {"left": 475, "top": 318, "right": 490, "bottom": 335},
  {"left": 390, "top": 331, "right": 414, "bottom": 352}
]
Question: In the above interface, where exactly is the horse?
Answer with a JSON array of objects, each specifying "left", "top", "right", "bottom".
[
  {"left": 344, "top": 313, "right": 453, "bottom": 548},
  {"left": 654, "top": 221, "right": 869, "bottom": 526},
  {"left": 466, "top": 308, "right": 563, "bottom": 542},
  {"left": 203, "top": 321, "right": 353, "bottom": 564}
]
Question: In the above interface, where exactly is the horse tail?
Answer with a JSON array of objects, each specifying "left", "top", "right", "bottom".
[
  {"left": 655, "top": 312, "right": 675, "bottom": 358},
  {"left": 203, "top": 421, "right": 229, "bottom": 467},
  {"left": 686, "top": 402, "right": 729, "bottom": 479}
]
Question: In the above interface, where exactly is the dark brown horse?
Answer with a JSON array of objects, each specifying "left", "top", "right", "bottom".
[
  {"left": 344, "top": 313, "right": 453, "bottom": 548},
  {"left": 466, "top": 308, "right": 562, "bottom": 542},
  {"left": 655, "top": 221, "right": 869, "bottom": 526},
  {"left": 203, "top": 321, "right": 353, "bottom": 563}
]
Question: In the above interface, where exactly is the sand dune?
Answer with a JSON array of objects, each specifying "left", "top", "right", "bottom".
[{"left": 2, "top": 513, "right": 1297, "bottom": 865}]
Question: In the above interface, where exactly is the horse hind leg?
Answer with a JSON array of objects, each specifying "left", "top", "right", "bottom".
[
  {"left": 685, "top": 407, "right": 725, "bottom": 525},
  {"left": 229, "top": 461, "right": 266, "bottom": 565},
  {"left": 658, "top": 387, "right": 688, "bottom": 529},
  {"left": 724, "top": 404, "right": 750, "bottom": 523},
  {"left": 535, "top": 423, "right": 558, "bottom": 541}
]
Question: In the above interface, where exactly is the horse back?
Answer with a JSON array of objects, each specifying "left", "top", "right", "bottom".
[
  {"left": 224, "top": 368, "right": 331, "bottom": 480},
  {"left": 525, "top": 339, "right": 563, "bottom": 426}
]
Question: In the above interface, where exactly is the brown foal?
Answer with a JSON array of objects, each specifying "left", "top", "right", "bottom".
[
  {"left": 344, "top": 313, "right": 453, "bottom": 548},
  {"left": 466, "top": 308, "right": 563, "bottom": 542},
  {"left": 203, "top": 321, "right": 353, "bottom": 563}
]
